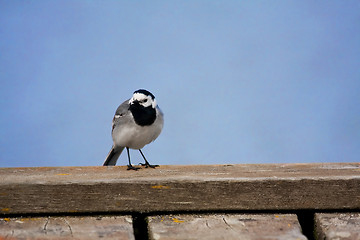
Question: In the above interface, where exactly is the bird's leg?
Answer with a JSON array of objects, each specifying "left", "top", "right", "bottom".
[
  {"left": 139, "top": 149, "right": 159, "bottom": 168},
  {"left": 126, "top": 147, "right": 140, "bottom": 170}
]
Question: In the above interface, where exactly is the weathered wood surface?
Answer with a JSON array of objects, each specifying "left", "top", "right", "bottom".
[
  {"left": 148, "top": 214, "right": 307, "bottom": 240},
  {"left": 315, "top": 213, "right": 360, "bottom": 240},
  {"left": 0, "top": 163, "right": 359, "bottom": 214},
  {"left": 0, "top": 216, "right": 134, "bottom": 240}
]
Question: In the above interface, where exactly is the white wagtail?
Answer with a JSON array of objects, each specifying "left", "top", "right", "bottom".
[{"left": 103, "top": 89, "right": 164, "bottom": 170}]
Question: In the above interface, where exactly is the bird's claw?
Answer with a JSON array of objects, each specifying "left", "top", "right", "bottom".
[
  {"left": 139, "top": 163, "right": 159, "bottom": 168},
  {"left": 127, "top": 165, "right": 141, "bottom": 171}
]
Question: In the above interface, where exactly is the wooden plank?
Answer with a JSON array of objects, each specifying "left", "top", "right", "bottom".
[
  {"left": 0, "top": 216, "right": 134, "bottom": 239},
  {"left": 148, "top": 214, "right": 307, "bottom": 240},
  {"left": 315, "top": 213, "right": 360, "bottom": 240},
  {"left": 0, "top": 163, "right": 359, "bottom": 214}
]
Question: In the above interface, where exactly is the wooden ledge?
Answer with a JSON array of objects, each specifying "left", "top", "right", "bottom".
[{"left": 0, "top": 163, "right": 359, "bottom": 214}]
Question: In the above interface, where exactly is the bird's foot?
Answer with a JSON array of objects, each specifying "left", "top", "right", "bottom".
[
  {"left": 127, "top": 164, "right": 141, "bottom": 171},
  {"left": 140, "top": 162, "right": 159, "bottom": 169}
]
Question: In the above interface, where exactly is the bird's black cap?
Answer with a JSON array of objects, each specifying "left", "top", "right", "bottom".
[{"left": 134, "top": 89, "right": 155, "bottom": 99}]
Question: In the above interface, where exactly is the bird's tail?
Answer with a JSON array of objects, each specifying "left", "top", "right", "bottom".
[{"left": 103, "top": 146, "right": 124, "bottom": 166}]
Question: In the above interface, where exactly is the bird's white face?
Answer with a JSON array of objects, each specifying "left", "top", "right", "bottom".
[{"left": 129, "top": 92, "right": 157, "bottom": 108}]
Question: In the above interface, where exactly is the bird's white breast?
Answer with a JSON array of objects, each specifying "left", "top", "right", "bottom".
[{"left": 112, "top": 108, "right": 163, "bottom": 149}]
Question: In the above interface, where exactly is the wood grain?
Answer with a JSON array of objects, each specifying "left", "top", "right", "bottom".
[
  {"left": 0, "top": 216, "right": 134, "bottom": 239},
  {"left": 148, "top": 214, "right": 307, "bottom": 240},
  {"left": 0, "top": 163, "right": 359, "bottom": 214},
  {"left": 315, "top": 213, "right": 360, "bottom": 240}
]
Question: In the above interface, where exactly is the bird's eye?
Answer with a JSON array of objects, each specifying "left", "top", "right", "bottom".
[{"left": 143, "top": 99, "right": 148, "bottom": 103}]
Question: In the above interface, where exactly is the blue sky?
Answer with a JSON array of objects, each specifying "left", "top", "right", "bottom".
[{"left": 1, "top": 1, "right": 359, "bottom": 167}]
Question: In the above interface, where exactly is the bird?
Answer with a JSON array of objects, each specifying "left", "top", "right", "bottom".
[{"left": 103, "top": 89, "right": 164, "bottom": 170}]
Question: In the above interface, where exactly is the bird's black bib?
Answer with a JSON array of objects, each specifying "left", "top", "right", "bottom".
[{"left": 129, "top": 103, "right": 156, "bottom": 126}]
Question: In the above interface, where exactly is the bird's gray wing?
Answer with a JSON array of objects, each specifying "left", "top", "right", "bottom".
[
  {"left": 103, "top": 99, "right": 131, "bottom": 166},
  {"left": 111, "top": 98, "right": 131, "bottom": 132}
]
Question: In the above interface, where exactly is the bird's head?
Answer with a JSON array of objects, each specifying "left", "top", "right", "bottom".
[{"left": 129, "top": 89, "right": 157, "bottom": 108}]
